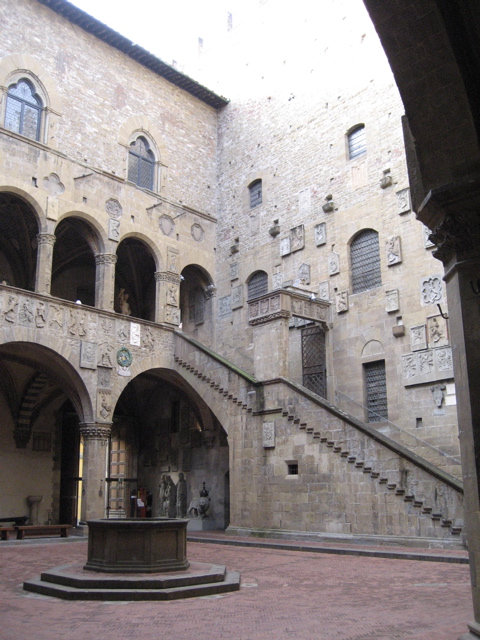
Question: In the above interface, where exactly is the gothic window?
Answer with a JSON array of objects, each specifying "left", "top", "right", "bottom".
[
  {"left": 364, "top": 360, "right": 388, "bottom": 422},
  {"left": 348, "top": 125, "right": 366, "bottom": 159},
  {"left": 249, "top": 179, "right": 262, "bottom": 208},
  {"left": 351, "top": 229, "right": 381, "bottom": 293},
  {"left": 4, "top": 79, "right": 43, "bottom": 141},
  {"left": 248, "top": 270, "right": 268, "bottom": 299},
  {"left": 128, "top": 136, "right": 155, "bottom": 190}
]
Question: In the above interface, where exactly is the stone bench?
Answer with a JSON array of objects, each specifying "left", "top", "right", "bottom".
[
  {"left": 0, "top": 527, "right": 15, "bottom": 540},
  {"left": 15, "top": 524, "right": 72, "bottom": 540}
]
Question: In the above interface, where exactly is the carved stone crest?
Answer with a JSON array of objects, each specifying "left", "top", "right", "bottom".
[
  {"left": 280, "top": 237, "right": 291, "bottom": 257},
  {"left": 263, "top": 421, "right": 275, "bottom": 448},
  {"left": 231, "top": 285, "right": 243, "bottom": 309},
  {"left": 191, "top": 223, "right": 204, "bottom": 242},
  {"left": 159, "top": 215, "right": 175, "bottom": 237},
  {"left": 410, "top": 325, "right": 427, "bottom": 351},
  {"left": 385, "top": 289, "right": 399, "bottom": 313},
  {"left": 328, "top": 252, "right": 340, "bottom": 275},
  {"left": 315, "top": 222, "right": 327, "bottom": 246},
  {"left": 105, "top": 198, "right": 123, "bottom": 219},
  {"left": 80, "top": 341, "right": 97, "bottom": 369},
  {"left": 421, "top": 275, "right": 443, "bottom": 305},
  {"left": 396, "top": 188, "right": 410, "bottom": 214},
  {"left": 336, "top": 291, "right": 348, "bottom": 313},
  {"left": 290, "top": 225, "right": 305, "bottom": 252},
  {"left": 386, "top": 236, "right": 402, "bottom": 265}
]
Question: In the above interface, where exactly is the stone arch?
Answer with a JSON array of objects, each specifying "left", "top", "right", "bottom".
[
  {"left": 56, "top": 210, "right": 108, "bottom": 254},
  {"left": 0, "top": 337, "right": 94, "bottom": 423},
  {"left": 116, "top": 230, "right": 163, "bottom": 272},
  {"left": 0, "top": 53, "right": 63, "bottom": 114},
  {"left": 52, "top": 215, "right": 104, "bottom": 306},
  {"left": 361, "top": 339, "right": 384, "bottom": 359},
  {"left": 0, "top": 184, "right": 46, "bottom": 231}
]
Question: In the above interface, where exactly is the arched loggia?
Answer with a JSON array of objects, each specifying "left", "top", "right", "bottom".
[
  {"left": 115, "top": 237, "right": 156, "bottom": 321},
  {"left": 0, "top": 341, "right": 94, "bottom": 527},
  {"left": 51, "top": 217, "right": 98, "bottom": 306},
  {"left": 0, "top": 192, "right": 39, "bottom": 291}
]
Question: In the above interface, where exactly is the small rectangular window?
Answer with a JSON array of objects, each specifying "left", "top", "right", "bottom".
[{"left": 287, "top": 462, "right": 298, "bottom": 475}]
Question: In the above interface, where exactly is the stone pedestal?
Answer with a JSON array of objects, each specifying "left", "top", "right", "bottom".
[
  {"left": 187, "top": 517, "right": 218, "bottom": 531},
  {"left": 27, "top": 495, "right": 43, "bottom": 525},
  {"left": 84, "top": 518, "right": 189, "bottom": 573}
]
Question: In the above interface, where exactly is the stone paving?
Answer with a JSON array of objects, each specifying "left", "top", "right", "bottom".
[{"left": 0, "top": 535, "right": 473, "bottom": 640}]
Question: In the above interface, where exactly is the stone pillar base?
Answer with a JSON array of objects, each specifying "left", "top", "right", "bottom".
[
  {"left": 187, "top": 517, "right": 218, "bottom": 531},
  {"left": 459, "top": 622, "right": 480, "bottom": 639}
]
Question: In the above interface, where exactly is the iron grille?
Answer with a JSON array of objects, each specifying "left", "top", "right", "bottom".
[
  {"left": 301, "top": 325, "right": 326, "bottom": 398},
  {"left": 249, "top": 179, "right": 262, "bottom": 208},
  {"left": 348, "top": 125, "right": 366, "bottom": 159},
  {"left": 364, "top": 360, "right": 388, "bottom": 422},
  {"left": 248, "top": 271, "right": 268, "bottom": 299},
  {"left": 351, "top": 229, "right": 382, "bottom": 293}
]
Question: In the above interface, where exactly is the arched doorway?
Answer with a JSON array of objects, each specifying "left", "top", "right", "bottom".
[
  {"left": 109, "top": 369, "right": 229, "bottom": 528},
  {"left": 179, "top": 265, "right": 215, "bottom": 343}
]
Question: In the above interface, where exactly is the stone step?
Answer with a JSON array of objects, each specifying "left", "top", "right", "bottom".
[{"left": 23, "top": 562, "right": 241, "bottom": 601}]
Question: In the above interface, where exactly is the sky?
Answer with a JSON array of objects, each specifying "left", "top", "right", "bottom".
[{"left": 69, "top": 0, "right": 251, "bottom": 73}]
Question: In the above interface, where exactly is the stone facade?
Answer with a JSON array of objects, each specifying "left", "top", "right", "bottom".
[{"left": 0, "top": 0, "right": 464, "bottom": 545}]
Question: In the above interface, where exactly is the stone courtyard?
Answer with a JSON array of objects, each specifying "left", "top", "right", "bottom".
[{"left": 0, "top": 534, "right": 472, "bottom": 640}]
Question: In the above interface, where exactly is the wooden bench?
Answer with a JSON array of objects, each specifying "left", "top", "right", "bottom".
[
  {"left": 15, "top": 524, "right": 72, "bottom": 540},
  {"left": 0, "top": 527, "right": 15, "bottom": 541}
]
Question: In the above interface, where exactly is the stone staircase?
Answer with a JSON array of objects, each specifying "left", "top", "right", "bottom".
[{"left": 173, "top": 332, "right": 464, "bottom": 542}]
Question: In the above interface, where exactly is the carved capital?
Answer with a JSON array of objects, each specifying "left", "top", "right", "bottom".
[
  {"left": 155, "top": 271, "right": 181, "bottom": 285},
  {"left": 419, "top": 175, "right": 480, "bottom": 264},
  {"left": 79, "top": 422, "right": 112, "bottom": 440},
  {"left": 95, "top": 253, "right": 118, "bottom": 266},
  {"left": 37, "top": 233, "right": 56, "bottom": 246}
]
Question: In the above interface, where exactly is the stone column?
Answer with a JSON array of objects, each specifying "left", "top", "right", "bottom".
[
  {"left": 419, "top": 179, "right": 480, "bottom": 640},
  {"left": 95, "top": 253, "right": 117, "bottom": 311},
  {"left": 35, "top": 233, "right": 56, "bottom": 295},
  {"left": 155, "top": 271, "right": 181, "bottom": 325},
  {"left": 79, "top": 422, "right": 111, "bottom": 523}
]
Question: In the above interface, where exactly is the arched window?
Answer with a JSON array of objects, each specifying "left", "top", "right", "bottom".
[
  {"left": 4, "top": 79, "right": 43, "bottom": 141},
  {"left": 348, "top": 125, "right": 366, "bottom": 159},
  {"left": 248, "top": 270, "right": 268, "bottom": 299},
  {"left": 128, "top": 136, "right": 155, "bottom": 190},
  {"left": 351, "top": 229, "right": 381, "bottom": 293},
  {"left": 249, "top": 179, "right": 262, "bottom": 208}
]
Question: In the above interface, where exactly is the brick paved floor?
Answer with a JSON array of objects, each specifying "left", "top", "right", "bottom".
[{"left": 0, "top": 537, "right": 473, "bottom": 640}]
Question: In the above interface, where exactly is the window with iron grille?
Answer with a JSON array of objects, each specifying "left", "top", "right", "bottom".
[
  {"left": 128, "top": 136, "right": 155, "bottom": 190},
  {"left": 4, "top": 79, "right": 42, "bottom": 141},
  {"left": 351, "top": 229, "right": 381, "bottom": 293},
  {"left": 301, "top": 325, "right": 327, "bottom": 398},
  {"left": 348, "top": 125, "right": 366, "bottom": 159},
  {"left": 247, "top": 271, "right": 268, "bottom": 299},
  {"left": 249, "top": 179, "right": 262, "bottom": 208},
  {"left": 364, "top": 360, "right": 388, "bottom": 422}
]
